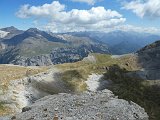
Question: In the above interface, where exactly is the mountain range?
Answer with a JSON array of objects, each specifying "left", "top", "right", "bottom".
[
  {"left": 69, "top": 31, "right": 160, "bottom": 54},
  {"left": 0, "top": 27, "right": 109, "bottom": 66},
  {"left": 0, "top": 26, "right": 160, "bottom": 66}
]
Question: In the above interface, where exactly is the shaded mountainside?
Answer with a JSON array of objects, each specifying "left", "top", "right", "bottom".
[
  {"left": 0, "top": 27, "right": 109, "bottom": 66},
  {"left": 137, "top": 40, "right": 160, "bottom": 80},
  {"left": 110, "top": 40, "right": 141, "bottom": 55},
  {"left": 137, "top": 40, "right": 160, "bottom": 69}
]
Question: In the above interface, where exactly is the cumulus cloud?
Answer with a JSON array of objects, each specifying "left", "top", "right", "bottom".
[
  {"left": 16, "top": 1, "right": 65, "bottom": 18},
  {"left": 16, "top": 1, "right": 126, "bottom": 32},
  {"left": 71, "top": 0, "right": 98, "bottom": 5},
  {"left": 123, "top": 0, "right": 160, "bottom": 18}
]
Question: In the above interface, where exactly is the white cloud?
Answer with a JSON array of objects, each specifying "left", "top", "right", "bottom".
[
  {"left": 123, "top": 0, "right": 160, "bottom": 18},
  {"left": 106, "top": 24, "right": 160, "bottom": 34},
  {"left": 16, "top": 1, "right": 126, "bottom": 32},
  {"left": 16, "top": 1, "right": 65, "bottom": 18},
  {"left": 0, "top": 30, "right": 9, "bottom": 38},
  {"left": 71, "top": 0, "right": 97, "bottom": 5}
]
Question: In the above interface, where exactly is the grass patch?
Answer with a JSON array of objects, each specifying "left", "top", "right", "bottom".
[
  {"left": 60, "top": 70, "right": 87, "bottom": 92},
  {"left": 0, "top": 102, "right": 12, "bottom": 116},
  {"left": 56, "top": 53, "right": 140, "bottom": 93},
  {"left": 57, "top": 53, "right": 140, "bottom": 82}
]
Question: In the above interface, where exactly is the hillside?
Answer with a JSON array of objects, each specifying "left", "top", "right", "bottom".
[
  {"left": 0, "top": 53, "right": 138, "bottom": 114},
  {"left": 0, "top": 51, "right": 160, "bottom": 119}
]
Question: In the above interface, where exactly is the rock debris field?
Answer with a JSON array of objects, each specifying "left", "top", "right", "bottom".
[{"left": 0, "top": 89, "right": 148, "bottom": 120}]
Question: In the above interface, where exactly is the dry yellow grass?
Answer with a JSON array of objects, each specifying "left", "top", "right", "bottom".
[
  {"left": 0, "top": 64, "right": 48, "bottom": 90},
  {"left": 0, "top": 105, "right": 12, "bottom": 116}
]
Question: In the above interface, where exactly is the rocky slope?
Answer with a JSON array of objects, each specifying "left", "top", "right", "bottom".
[
  {"left": 136, "top": 40, "right": 160, "bottom": 80},
  {"left": 0, "top": 90, "right": 148, "bottom": 120},
  {"left": 0, "top": 27, "right": 109, "bottom": 66},
  {"left": 0, "top": 66, "right": 75, "bottom": 114}
]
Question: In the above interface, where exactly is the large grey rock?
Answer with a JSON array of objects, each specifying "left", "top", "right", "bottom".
[{"left": 0, "top": 90, "right": 148, "bottom": 120}]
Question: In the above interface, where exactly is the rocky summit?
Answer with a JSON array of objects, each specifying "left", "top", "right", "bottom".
[{"left": 0, "top": 90, "right": 148, "bottom": 120}]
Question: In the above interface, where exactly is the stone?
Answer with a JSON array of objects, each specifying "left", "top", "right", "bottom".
[{"left": 22, "top": 106, "right": 32, "bottom": 112}]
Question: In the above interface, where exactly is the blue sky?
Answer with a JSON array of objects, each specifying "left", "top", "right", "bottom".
[{"left": 0, "top": 0, "right": 160, "bottom": 33}]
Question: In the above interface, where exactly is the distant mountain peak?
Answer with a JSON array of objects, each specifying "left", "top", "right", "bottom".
[
  {"left": 27, "top": 28, "right": 40, "bottom": 32},
  {"left": 1, "top": 26, "right": 19, "bottom": 32}
]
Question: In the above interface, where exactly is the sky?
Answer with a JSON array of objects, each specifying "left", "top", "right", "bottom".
[{"left": 1, "top": 0, "right": 160, "bottom": 33}]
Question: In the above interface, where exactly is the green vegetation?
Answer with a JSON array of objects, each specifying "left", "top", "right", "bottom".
[
  {"left": 0, "top": 102, "right": 4, "bottom": 110},
  {"left": 103, "top": 64, "right": 160, "bottom": 120},
  {"left": 0, "top": 102, "right": 11, "bottom": 116},
  {"left": 57, "top": 53, "right": 140, "bottom": 92},
  {"left": 56, "top": 54, "right": 118, "bottom": 92},
  {"left": 58, "top": 53, "right": 139, "bottom": 71},
  {"left": 60, "top": 70, "right": 87, "bottom": 92},
  {"left": 56, "top": 53, "right": 140, "bottom": 93}
]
